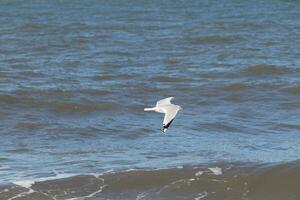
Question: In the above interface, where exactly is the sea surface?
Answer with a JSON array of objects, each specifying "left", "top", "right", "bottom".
[{"left": 0, "top": 0, "right": 300, "bottom": 199}]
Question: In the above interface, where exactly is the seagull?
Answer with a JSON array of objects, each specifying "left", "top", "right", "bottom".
[{"left": 144, "top": 97, "right": 182, "bottom": 133}]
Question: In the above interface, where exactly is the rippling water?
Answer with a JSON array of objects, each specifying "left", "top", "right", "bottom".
[{"left": 0, "top": 0, "right": 300, "bottom": 199}]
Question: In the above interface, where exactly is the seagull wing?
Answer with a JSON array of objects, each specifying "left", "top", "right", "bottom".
[
  {"left": 162, "top": 105, "right": 180, "bottom": 132},
  {"left": 156, "top": 97, "right": 174, "bottom": 107}
]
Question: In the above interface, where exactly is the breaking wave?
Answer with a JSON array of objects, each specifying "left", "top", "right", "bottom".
[{"left": 1, "top": 161, "right": 299, "bottom": 200}]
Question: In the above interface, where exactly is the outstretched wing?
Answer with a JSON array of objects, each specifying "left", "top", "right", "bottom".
[
  {"left": 156, "top": 97, "right": 174, "bottom": 107},
  {"left": 162, "top": 105, "right": 180, "bottom": 131}
]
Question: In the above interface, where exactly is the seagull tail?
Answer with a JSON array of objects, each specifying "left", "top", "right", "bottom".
[{"left": 144, "top": 107, "right": 156, "bottom": 111}]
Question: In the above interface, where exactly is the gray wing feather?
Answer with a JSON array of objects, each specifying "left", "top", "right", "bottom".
[
  {"left": 156, "top": 97, "right": 174, "bottom": 107},
  {"left": 163, "top": 105, "right": 180, "bottom": 126}
]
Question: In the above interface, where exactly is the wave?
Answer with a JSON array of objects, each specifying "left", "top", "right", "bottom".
[
  {"left": 188, "top": 35, "right": 238, "bottom": 45},
  {"left": 218, "top": 83, "right": 252, "bottom": 91},
  {"left": 287, "top": 85, "right": 300, "bottom": 94},
  {"left": 242, "top": 64, "right": 293, "bottom": 76},
  {"left": 0, "top": 70, "right": 46, "bottom": 78},
  {"left": 0, "top": 94, "right": 17, "bottom": 104},
  {"left": 150, "top": 76, "right": 189, "bottom": 83},
  {"left": 17, "top": 22, "right": 48, "bottom": 32},
  {"left": 0, "top": 96, "right": 121, "bottom": 114},
  {"left": 33, "top": 101, "right": 122, "bottom": 113},
  {"left": 13, "top": 88, "right": 110, "bottom": 98},
  {"left": 2, "top": 161, "right": 299, "bottom": 200},
  {"left": 0, "top": 88, "right": 118, "bottom": 113}
]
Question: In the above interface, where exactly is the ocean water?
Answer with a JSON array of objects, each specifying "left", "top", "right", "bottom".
[{"left": 0, "top": 0, "right": 300, "bottom": 199}]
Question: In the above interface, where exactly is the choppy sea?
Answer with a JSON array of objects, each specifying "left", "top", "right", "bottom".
[{"left": 0, "top": 0, "right": 300, "bottom": 199}]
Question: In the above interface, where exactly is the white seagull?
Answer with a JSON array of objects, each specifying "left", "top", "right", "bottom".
[{"left": 144, "top": 97, "right": 182, "bottom": 133}]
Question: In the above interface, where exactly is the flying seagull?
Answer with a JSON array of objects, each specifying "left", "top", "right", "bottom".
[{"left": 144, "top": 97, "right": 182, "bottom": 133}]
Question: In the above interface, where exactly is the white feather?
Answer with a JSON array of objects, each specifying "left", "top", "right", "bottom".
[{"left": 144, "top": 97, "right": 182, "bottom": 133}]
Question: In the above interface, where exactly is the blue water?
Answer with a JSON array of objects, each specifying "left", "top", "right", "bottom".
[{"left": 0, "top": 0, "right": 300, "bottom": 185}]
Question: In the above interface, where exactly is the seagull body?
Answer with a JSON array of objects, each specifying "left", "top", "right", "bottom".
[{"left": 144, "top": 97, "right": 182, "bottom": 133}]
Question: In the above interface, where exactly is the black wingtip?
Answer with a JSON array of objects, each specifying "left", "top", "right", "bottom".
[
  {"left": 161, "top": 119, "right": 174, "bottom": 133},
  {"left": 164, "top": 119, "right": 174, "bottom": 129}
]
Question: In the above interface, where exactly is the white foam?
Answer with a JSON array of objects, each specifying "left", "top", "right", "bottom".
[
  {"left": 136, "top": 192, "right": 147, "bottom": 200},
  {"left": 12, "top": 173, "right": 76, "bottom": 188},
  {"left": 12, "top": 173, "right": 106, "bottom": 200},
  {"left": 7, "top": 188, "right": 35, "bottom": 200},
  {"left": 13, "top": 180, "right": 35, "bottom": 189},
  {"left": 124, "top": 168, "right": 139, "bottom": 172},
  {"left": 195, "top": 171, "right": 204, "bottom": 176},
  {"left": 0, "top": 166, "right": 10, "bottom": 170},
  {"left": 211, "top": 179, "right": 227, "bottom": 182},
  {"left": 65, "top": 177, "right": 106, "bottom": 200},
  {"left": 125, "top": 167, "right": 169, "bottom": 173},
  {"left": 0, "top": 166, "right": 10, "bottom": 175},
  {"left": 195, "top": 191, "right": 208, "bottom": 200},
  {"left": 102, "top": 169, "right": 115, "bottom": 174},
  {"left": 208, "top": 167, "right": 222, "bottom": 175}
]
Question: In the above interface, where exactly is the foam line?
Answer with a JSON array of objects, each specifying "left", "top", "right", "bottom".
[
  {"left": 65, "top": 177, "right": 106, "bottom": 200},
  {"left": 208, "top": 167, "right": 222, "bottom": 175}
]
